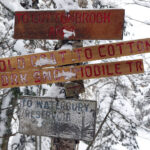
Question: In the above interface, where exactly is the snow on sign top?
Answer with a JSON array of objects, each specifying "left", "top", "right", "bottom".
[{"left": 14, "top": 9, "right": 125, "bottom": 40}]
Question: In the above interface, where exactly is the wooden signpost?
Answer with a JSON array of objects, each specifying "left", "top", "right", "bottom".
[
  {"left": 10, "top": 6, "right": 146, "bottom": 150},
  {"left": 0, "top": 38, "right": 149, "bottom": 73},
  {"left": 0, "top": 59, "right": 144, "bottom": 89},
  {"left": 14, "top": 9, "right": 124, "bottom": 40},
  {"left": 19, "top": 96, "right": 96, "bottom": 141}
]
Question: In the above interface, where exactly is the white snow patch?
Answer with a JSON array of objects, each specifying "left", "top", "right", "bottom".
[
  {"left": 59, "top": 44, "right": 73, "bottom": 50},
  {"left": 14, "top": 40, "right": 28, "bottom": 55},
  {"left": 37, "top": 118, "right": 43, "bottom": 127},
  {"left": 0, "top": 0, "right": 25, "bottom": 12},
  {"left": 53, "top": 0, "right": 80, "bottom": 10},
  {"left": 35, "top": 48, "right": 46, "bottom": 53},
  {"left": 44, "top": 84, "right": 65, "bottom": 98},
  {"left": 35, "top": 57, "right": 56, "bottom": 66},
  {"left": 112, "top": 144, "right": 127, "bottom": 150},
  {"left": 57, "top": 71, "right": 76, "bottom": 80},
  {"left": 63, "top": 29, "right": 75, "bottom": 39},
  {"left": 0, "top": 22, "right": 6, "bottom": 35},
  {"left": 79, "top": 141, "right": 87, "bottom": 150}
]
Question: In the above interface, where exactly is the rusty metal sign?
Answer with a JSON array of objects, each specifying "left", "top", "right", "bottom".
[
  {"left": 14, "top": 9, "right": 124, "bottom": 40},
  {"left": 19, "top": 96, "right": 96, "bottom": 141}
]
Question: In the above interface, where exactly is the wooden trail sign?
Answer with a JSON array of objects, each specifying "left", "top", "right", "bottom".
[
  {"left": 19, "top": 96, "right": 97, "bottom": 141},
  {"left": 0, "top": 38, "right": 149, "bottom": 73},
  {"left": 14, "top": 9, "right": 124, "bottom": 40},
  {"left": 0, "top": 59, "right": 144, "bottom": 89},
  {"left": 65, "top": 81, "right": 85, "bottom": 97}
]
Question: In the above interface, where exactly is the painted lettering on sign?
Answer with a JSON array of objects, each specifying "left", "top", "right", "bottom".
[
  {"left": 0, "top": 38, "right": 149, "bottom": 73},
  {"left": 14, "top": 10, "right": 124, "bottom": 39},
  {"left": 19, "top": 96, "right": 96, "bottom": 141},
  {"left": 15, "top": 11, "right": 111, "bottom": 24},
  {"left": 0, "top": 59, "right": 144, "bottom": 89}
]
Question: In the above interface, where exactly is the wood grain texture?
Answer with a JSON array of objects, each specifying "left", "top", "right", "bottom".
[
  {"left": 14, "top": 9, "right": 124, "bottom": 40},
  {"left": 0, "top": 38, "right": 149, "bottom": 73},
  {"left": 19, "top": 96, "right": 97, "bottom": 141},
  {"left": 0, "top": 59, "right": 144, "bottom": 89}
]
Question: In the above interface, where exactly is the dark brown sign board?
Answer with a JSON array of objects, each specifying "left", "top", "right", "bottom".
[
  {"left": 65, "top": 81, "right": 85, "bottom": 97},
  {"left": 14, "top": 9, "right": 124, "bottom": 40},
  {"left": 19, "top": 96, "right": 97, "bottom": 141},
  {"left": 0, "top": 38, "right": 149, "bottom": 73},
  {"left": 0, "top": 59, "right": 144, "bottom": 89}
]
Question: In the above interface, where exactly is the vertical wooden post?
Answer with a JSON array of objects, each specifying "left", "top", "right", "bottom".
[
  {"left": 51, "top": 40, "right": 84, "bottom": 150},
  {"left": 51, "top": 2, "right": 88, "bottom": 149}
]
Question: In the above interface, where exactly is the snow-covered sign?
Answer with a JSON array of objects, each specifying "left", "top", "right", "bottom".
[
  {"left": 0, "top": 59, "right": 144, "bottom": 89},
  {"left": 0, "top": 38, "right": 150, "bottom": 73},
  {"left": 19, "top": 96, "right": 97, "bottom": 141},
  {"left": 14, "top": 9, "right": 124, "bottom": 40}
]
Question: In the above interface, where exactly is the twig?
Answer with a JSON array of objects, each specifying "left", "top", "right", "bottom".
[
  {"left": 127, "top": 16, "right": 150, "bottom": 25},
  {"left": 0, "top": 132, "right": 19, "bottom": 139}
]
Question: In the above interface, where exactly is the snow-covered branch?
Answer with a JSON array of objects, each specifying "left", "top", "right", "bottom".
[
  {"left": 127, "top": 16, "right": 150, "bottom": 25},
  {"left": 0, "top": 0, "right": 24, "bottom": 13},
  {"left": 133, "top": 0, "right": 150, "bottom": 8}
]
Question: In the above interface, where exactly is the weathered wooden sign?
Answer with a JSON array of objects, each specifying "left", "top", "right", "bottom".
[
  {"left": 0, "top": 38, "right": 149, "bottom": 73},
  {"left": 0, "top": 59, "right": 144, "bottom": 89},
  {"left": 14, "top": 9, "right": 124, "bottom": 40},
  {"left": 19, "top": 96, "right": 96, "bottom": 141},
  {"left": 65, "top": 81, "right": 85, "bottom": 97}
]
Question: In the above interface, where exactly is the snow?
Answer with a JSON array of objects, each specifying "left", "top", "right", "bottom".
[
  {"left": 53, "top": 0, "right": 80, "bottom": 10},
  {"left": 37, "top": 118, "right": 43, "bottom": 127},
  {"left": 59, "top": 44, "right": 73, "bottom": 50},
  {"left": 63, "top": 29, "right": 75, "bottom": 39},
  {"left": 35, "top": 57, "right": 56, "bottom": 66},
  {"left": 44, "top": 84, "right": 65, "bottom": 98},
  {"left": 79, "top": 141, "right": 88, "bottom": 150},
  {"left": 111, "top": 128, "right": 150, "bottom": 150},
  {"left": 34, "top": 48, "right": 46, "bottom": 53},
  {"left": 14, "top": 40, "right": 29, "bottom": 55},
  {"left": 57, "top": 70, "right": 76, "bottom": 80},
  {"left": 0, "top": 0, "right": 24, "bottom": 12}
]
